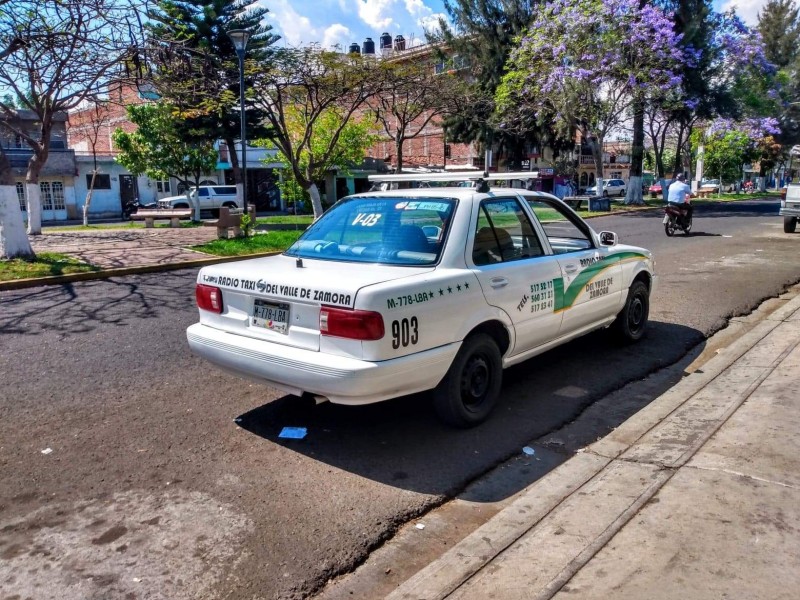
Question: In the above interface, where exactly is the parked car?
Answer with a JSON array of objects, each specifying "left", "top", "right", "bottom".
[
  {"left": 648, "top": 182, "right": 663, "bottom": 198},
  {"left": 158, "top": 185, "right": 239, "bottom": 211},
  {"left": 700, "top": 179, "right": 721, "bottom": 193},
  {"left": 780, "top": 182, "right": 799, "bottom": 233},
  {"left": 585, "top": 178, "right": 626, "bottom": 197},
  {"left": 187, "top": 173, "right": 656, "bottom": 427}
]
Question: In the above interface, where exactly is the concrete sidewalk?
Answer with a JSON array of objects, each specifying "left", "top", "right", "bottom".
[{"left": 387, "top": 292, "right": 800, "bottom": 600}]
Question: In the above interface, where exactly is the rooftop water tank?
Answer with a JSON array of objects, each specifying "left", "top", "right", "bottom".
[
  {"left": 394, "top": 35, "right": 406, "bottom": 51},
  {"left": 362, "top": 37, "right": 375, "bottom": 56},
  {"left": 348, "top": 42, "right": 361, "bottom": 55},
  {"left": 380, "top": 32, "right": 393, "bottom": 55}
]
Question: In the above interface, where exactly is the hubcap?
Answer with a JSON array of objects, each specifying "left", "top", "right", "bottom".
[
  {"left": 461, "top": 355, "right": 490, "bottom": 408},
  {"left": 629, "top": 296, "right": 644, "bottom": 332}
]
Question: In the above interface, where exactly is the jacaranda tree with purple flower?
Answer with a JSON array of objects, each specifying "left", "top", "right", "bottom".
[{"left": 496, "top": 0, "right": 684, "bottom": 204}]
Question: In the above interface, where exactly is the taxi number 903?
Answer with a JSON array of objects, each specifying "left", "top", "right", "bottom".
[{"left": 391, "top": 317, "right": 418, "bottom": 349}]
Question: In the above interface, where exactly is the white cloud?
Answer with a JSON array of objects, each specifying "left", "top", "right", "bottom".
[
  {"left": 266, "top": 0, "right": 318, "bottom": 45},
  {"left": 322, "top": 24, "right": 352, "bottom": 50},
  {"left": 417, "top": 12, "right": 446, "bottom": 34},
  {"left": 720, "top": 0, "right": 767, "bottom": 25},
  {"left": 404, "top": 0, "right": 431, "bottom": 18},
  {"left": 356, "top": 0, "right": 396, "bottom": 30}
]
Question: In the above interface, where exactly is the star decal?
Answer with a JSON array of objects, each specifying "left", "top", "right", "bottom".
[
  {"left": 439, "top": 288, "right": 445, "bottom": 296},
  {"left": 429, "top": 289, "right": 436, "bottom": 297},
  {"left": 456, "top": 284, "right": 462, "bottom": 291},
  {"left": 447, "top": 286, "right": 453, "bottom": 294},
  {"left": 464, "top": 281, "right": 470, "bottom": 289}
]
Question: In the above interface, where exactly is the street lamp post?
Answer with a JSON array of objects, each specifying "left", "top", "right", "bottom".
[{"left": 228, "top": 29, "right": 250, "bottom": 215}]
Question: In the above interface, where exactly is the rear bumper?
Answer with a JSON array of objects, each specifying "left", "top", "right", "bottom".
[
  {"left": 779, "top": 206, "right": 800, "bottom": 218},
  {"left": 186, "top": 323, "right": 460, "bottom": 405}
]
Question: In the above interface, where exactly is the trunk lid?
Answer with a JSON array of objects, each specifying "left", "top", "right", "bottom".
[{"left": 197, "top": 254, "right": 433, "bottom": 352}]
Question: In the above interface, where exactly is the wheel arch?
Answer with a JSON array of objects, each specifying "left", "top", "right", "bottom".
[{"left": 464, "top": 320, "right": 511, "bottom": 357}]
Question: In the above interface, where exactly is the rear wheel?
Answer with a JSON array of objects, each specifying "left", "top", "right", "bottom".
[
  {"left": 434, "top": 333, "right": 502, "bottom": 428},
  {"left": 784, "top": 216, "right": 797, "bottom": 233},
  {"left": 683, "top": 215, "right": 693, "bottom": 234},
  {"left": 664, "top": 218, "right": 676, "bottom": 236},
  {"left": 613, "top": 280, "right": 649, "bottom": 343}
]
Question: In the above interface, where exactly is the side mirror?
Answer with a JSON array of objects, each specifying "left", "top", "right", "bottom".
[{"left": 599, "top": 231, "right": 617, "bottom": 246}]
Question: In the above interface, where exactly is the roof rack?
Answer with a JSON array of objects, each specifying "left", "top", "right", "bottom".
[{"left": 368, "top": 171, "right": 542, "bottom": 193}]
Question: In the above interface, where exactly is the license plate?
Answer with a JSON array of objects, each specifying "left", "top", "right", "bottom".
[{"left": 252, "top": 299, "right": 290, "bottom": 334}]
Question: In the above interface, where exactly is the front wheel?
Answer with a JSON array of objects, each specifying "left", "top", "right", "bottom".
[
  {"left": 785, "top": 216, "right": 798, "bottom": 233},
  {"left": 683, "top": 216, "right": 693, "bottom": 234},
  {"left": 613, "top": 280, "right": 650, "bottom": 343},
  {"left": 433, "top": 333, "right": 502, "bottom": 428}
]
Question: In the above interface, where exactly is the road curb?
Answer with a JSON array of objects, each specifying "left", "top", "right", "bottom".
[
  {"left": 0, "top": 251, "right": 280, "bottom": 292},
  {"left": 387, "top": 289, "right": 800, "bottom": 600}
]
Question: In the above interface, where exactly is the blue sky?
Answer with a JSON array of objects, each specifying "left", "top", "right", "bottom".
[{"left": 259, "top": 0, "right": 767, "bottom": 51}]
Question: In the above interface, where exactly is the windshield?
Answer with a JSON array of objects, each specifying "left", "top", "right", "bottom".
[{"left": 285, "top": 196, "right": 457, "bottom": 265}]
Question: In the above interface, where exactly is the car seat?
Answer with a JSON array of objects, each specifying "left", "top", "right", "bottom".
[{"left": 385, "top": 224, "right": 430, "bottom": 253}]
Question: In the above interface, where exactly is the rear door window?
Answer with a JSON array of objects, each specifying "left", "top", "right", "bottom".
[
  {"left": 524, "top": 196, "right": 595, "bottom": 254},
  {"left": 472, "top": 198, "right": 544, "bottom": 266}
]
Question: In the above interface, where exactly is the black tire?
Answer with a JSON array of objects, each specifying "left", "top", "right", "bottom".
[
  {"left": 784, "top": 216, "right": 797, "bottom": 233},
  {"left": 664, "top": 219, "right": 676, "bottom": 236},
  {"left": 603, "top": 190, "right": 609, "bottom": 197},
  {"left": 173, "top": 203, "right": 190, "bottom": 209},
  {"left": 614, "top": 280, "right": 650, "bottom": 343},
  {"left": 683, "top": 216, "right": 693, "bottom": 234},
  {"left": 433, "top": 333, "right": 502, "bottom": 428}
]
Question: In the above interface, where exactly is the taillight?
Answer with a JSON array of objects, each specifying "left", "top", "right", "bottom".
[
  {"left": 319, "top": 306, "right": 384, "bottom": 340},
  {"left": 196, "top": 284, "right": 223, "bottom": 313}
]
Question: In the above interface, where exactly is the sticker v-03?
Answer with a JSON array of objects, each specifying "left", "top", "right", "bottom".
[{"left": 554, "top": 251, "right": 647, "bottom": 312}]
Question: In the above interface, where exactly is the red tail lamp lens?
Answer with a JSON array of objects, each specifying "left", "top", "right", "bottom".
[
  {"left": 196, "top": 284, "right": 223, "bottom": 313},
  {"left": 319, "top": 306, "right": 384, "bottom": 340}
]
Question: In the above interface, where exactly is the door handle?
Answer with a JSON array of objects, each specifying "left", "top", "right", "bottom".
[
  {"left": 490, "top": 277, "right": 508, "bottom": 288},
  {"left": 564, "top": 264, "right": 578, "bottom": 274}
]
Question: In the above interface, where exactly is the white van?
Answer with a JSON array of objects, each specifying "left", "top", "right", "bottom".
[{"left": 158, "top": 186, "right": 239, "bottom": 211}]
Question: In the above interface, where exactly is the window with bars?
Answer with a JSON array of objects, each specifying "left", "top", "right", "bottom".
[
  {"left": 16, "top": 182, "right": 25, "bottom": 212},
  {"left": 40, "top": 181, "right": 65, "bottom": 211}
]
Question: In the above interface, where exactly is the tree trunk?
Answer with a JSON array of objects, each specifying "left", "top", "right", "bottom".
[
  {"left": 395, "top": 135, "right": 405, "bottom": 174},
  {"left": 307, "top": 182, "right": 324, "bottom": 220},
  {"left": 586, "top": 132, "right": 604, "bottom": 199},
  {"left": 0, "top": 185, "right": 35, "bottom": 259},
  {"left": 84, "top": 169, "right": 98, "bottom": 226},
  {"left": 625, "top": 99, "right": 645, "bottom": 205},
  {"left": 25, "top": 182, "right": 42, "bottom": 235}
]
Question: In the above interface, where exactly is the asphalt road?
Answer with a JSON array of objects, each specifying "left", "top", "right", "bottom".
[{"left": 1, "top": 199, "right": 798, "bottom": 600}]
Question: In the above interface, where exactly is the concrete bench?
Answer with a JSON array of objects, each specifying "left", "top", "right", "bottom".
[
  {"left": 204, "top": 206, "right": 255, "bottom": 238},
  {"left": 131, "top": 209, "right": 192, "bottom": 228},
  {"left": 696, "top": 189, "right": 713, "bottom": 198}
]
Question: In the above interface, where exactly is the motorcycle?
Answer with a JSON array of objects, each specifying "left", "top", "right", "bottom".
[
  {"left": 122, "top": 198, "right": 157, "bottom": 220},
  {"left": 663, "top": 203, "right": 692, "bottom": 236}
]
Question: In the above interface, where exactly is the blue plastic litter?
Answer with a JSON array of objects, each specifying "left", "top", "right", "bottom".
[{"left": 279, "top": 427, "right": 307, "bottom": 439}]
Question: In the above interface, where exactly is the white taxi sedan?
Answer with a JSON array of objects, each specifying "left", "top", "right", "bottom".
[{"left": 187, "top": 174, "right": 656, "bottom": 427}]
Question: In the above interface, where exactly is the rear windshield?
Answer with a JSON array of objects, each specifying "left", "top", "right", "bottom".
[{"left": 285, "top": 196, "right": 457, "bottom": 265}]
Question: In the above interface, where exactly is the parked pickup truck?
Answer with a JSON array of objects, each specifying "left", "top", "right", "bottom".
[
  {"left": 158, "top": 185, "right": 239, "bottom": 212},
  {"left": 781, "top": 183, "right": 800, "bottom": 233}
]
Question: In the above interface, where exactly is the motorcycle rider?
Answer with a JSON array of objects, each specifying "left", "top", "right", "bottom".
[{"left": 667, "top": 173, "right": 693, "bottom": 223}]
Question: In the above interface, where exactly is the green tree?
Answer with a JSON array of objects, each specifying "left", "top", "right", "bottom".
[
  {"left": 692, "top": 127, "right": 754, "bottom": 188},
  {"left": 267, "top": 106, "right": 379, "bottom": 214},
  {"left": 435, "top": 0, "right": 569, "bottom": 170},
  {"left": 145, "top": 0, "right": 279, "bottom": 200},
  {"left": 249, "top": 46, "right": 380, "bottom": 219},
  {"left": 112, "top": 103, "right": 218, "bottom": 221},
  {"left": 757, "top": 0, "right": 800, "bottom": 69}
]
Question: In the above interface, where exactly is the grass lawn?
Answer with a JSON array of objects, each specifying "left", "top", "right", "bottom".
[
  {"left": 0, "top": 252, "right": 100, "bottom": 281},
  {"left": 255, "top": 215, "right": 314, "bottom": 226},
  {"left": 192, "top": 230, "right": 303, "bottom": 256}
]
